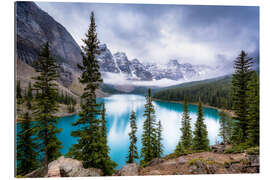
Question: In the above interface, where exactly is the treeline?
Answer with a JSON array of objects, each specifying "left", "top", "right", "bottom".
[
  {"left": 16, "top": 81, "right": 77, "bottom": 113},
  {"left": 153, "top": 76, "right": 233, "bottom": 109}
]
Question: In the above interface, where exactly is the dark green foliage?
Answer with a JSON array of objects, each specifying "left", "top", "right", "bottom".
[
  {"left": 192, "top": 100, "right": 210, "bottom": 151},
  {"left": 126, "top": 110, "right": 139, "bottom": 163},
  {"left": 32, "top": 42, "right": 62, "bottom": 174},
  {"left": 155, "top": 120, "right": 163, "bottom": 158},
  {"left": 67, "top": 12, "right": 116, "bottom": 175},
  {"left": 101, "top": 103, "right": 107, "bottom": 145},
  {"left": 26, "top": 82, "right": 33, "bottom": 109},
  {"left": 141, "top": 88, "right": 157, "bottom": 164},
  {"left": 231, "top": 50, "right": 253, "bottom": 143},
  {"left": 153, "top": 75, "right": 232, "bottom": 109},
  {"left": 247, "top": 71, "right": 259, "bottom": 146},
  {"left": 16, "top": 80, "right": 24, "bottom": 112},
  {"left": 16, "top": 112, "right": 39, "bottom": 176},
  {"left": 224, "top": 143, "right": 250, "bottom": 154},
  {"left": 180, "top": 97, "right": 192, "bottom": 149},
  {"left": 17, "top": 80, "right": 23, "bottom": 99},
  {"left": 56, "top": 90, "right": 77, "bottom": 105},
  {"left": 218, "top": 110, "right": 232, "bottom": 144},
  {"left": 246, "top": 146, "right": 259, "bottom": 155}
]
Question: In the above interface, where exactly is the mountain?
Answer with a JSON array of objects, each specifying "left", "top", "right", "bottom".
[
  {"left": 96, "top": 44, "right": 214, "bottom": 83},
  {"left": 16, "top": 1, "right": 82, "bottom": 87},
  {"left": 16, "top": 1, "right": 219, "bottom": 92},
  {"left": 15, "top": 2, "right": 109, "bottom": 98}
]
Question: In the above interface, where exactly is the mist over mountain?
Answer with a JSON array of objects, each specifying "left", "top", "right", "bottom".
[
  {"left": 97, "top": 43, "right": 225, "bottom": 86},
  {"left": 16, "top": 2, "right": 258, "bottom": 89}
]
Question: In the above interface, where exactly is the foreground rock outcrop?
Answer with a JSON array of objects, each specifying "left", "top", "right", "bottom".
[
  {"left": 25, "top": 156, "right": 102, "bottom": 178},
  {"left": 116, "top": 163, "right": 139, "bottom": 176},
  {"left": 139, "top": 152, "right": 259, "bottom": 175}
]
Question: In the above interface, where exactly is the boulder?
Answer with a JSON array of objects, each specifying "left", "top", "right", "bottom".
[
  {"left": 211, "top": 144, "right": 225, "bottom": 153},
  {"left": 148, "top": 158, "right": 164, "bottom": 166},
  {"left": 178, "top": 157, "right": 187, "bottom": 165},
  {"left": 46, "top": 156, "right": 102, "bottom": 177},
  {"left": 248, "top": 155, "right": 259, "bottom": 167},
  {"left": 119, "top": 163, "right": 139, "bottom": 176}
]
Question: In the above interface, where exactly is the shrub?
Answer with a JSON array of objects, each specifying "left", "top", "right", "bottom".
[{"left": 246, "top": 146, "right": 259, "bottom": 155}]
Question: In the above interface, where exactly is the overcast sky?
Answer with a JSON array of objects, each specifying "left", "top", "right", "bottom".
[{"left": 35, "top": 2, "right": 259, "bottom": 67}]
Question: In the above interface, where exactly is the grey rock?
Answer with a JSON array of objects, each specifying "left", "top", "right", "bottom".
[
  {"left": 211, "top": 144, "right": 225, "bottom": 153},
  {"left": 148, "top": 158, "right": 164, "bottom": 166},
  {"left": 119, "top": 163, "right": 139, "bottom": 176},
  {"left": 178, "top": 157, "right": 187, "bottom": 165},
  {"left": 46, "top": 156, "right": 102, "bottom": 177},
  {"left": 248, "top": 155, "right": 259, "bottom": 167},
  {"left": 97, "top": 44, "right": 120, "bottom": 73},
  {"left": 130, "top": 59, "right": 152, "bottom": 81},
  {"left": 114, "top": 52, "right": 132, "bottom": 75},
  {"left": 16, "top": 2, "right": 81, "bottom": 87}
]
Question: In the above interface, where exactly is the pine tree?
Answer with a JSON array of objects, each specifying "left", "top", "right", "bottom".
[
  {"left": 141, "top": 88, "right": 157, "bottom": 164},
  {"left": 175, "top": 140, "right": 185, "bottom": 155},
  {"left": 127, "top": 110, "right": 139, "bottom": 163},
  {"left": 16, "top": 80, "right": 22, "bottom": 99},
  {"left": 26, "top": 82, "right": 33, "bottom": 109},
  {"left": 180, "top": 97, "right": 192, "bottom": 149},
  {"left": 32, "top": 42, "right": 62, "bottom": 174},
  {"left": 218, "top": 110, "right": 230, "bottom": 145},
  {"left": 247, "top": 71, "right": 259, "bottom": 146},
  {"left": 16, "top": 112, "right": 39, "bottom": 176},
  {"left": 155, "top": 120, "right": 163, "bottom": 158},
  {"left": 231, "top": 50, "right": 253, "bottom": 143},
  {"left": 192, "top": 99, "right": 209, "bottom": 151},
  {"left": 16, "top": 80, "right": 24, "bottom": 115},
  {"left": 68, "top": 12, "right": 116, "bottom": 175},
  {"left": 226, "top": 115, "right": 233, "bottom": 144}
]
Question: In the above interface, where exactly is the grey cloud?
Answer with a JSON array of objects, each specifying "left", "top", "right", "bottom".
[{"left": 35, "top": 2, "right": 259, "bottom": 71}]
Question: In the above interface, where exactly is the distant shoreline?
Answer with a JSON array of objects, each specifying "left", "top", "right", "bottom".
[{"left": 152, "top": 97, "right": 235, "bottom": 117}]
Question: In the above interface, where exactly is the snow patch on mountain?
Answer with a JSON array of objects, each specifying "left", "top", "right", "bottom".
[{"left": 97, "top": 43, "right": 225, "bottom": 87}]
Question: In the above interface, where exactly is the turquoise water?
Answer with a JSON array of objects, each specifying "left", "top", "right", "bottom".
[{"left": 17, "top": 94, "right": 221, "bottom": 169}]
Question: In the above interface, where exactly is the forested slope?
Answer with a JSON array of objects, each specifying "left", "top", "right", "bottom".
[{"left": 153, "top": 75, "right": 232, "bottom": 109}]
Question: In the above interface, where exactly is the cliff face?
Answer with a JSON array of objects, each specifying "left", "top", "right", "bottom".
[
  {"left": 16, "top": 2, "right": 83, "bottom": 87},
  {"left": 16, "top": 1, "right": 81, "bottom": 69}
]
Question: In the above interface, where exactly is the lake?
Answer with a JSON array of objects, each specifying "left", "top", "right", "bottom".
[{"left": 17, "top": 94, "right": 221, "bottom": 169}]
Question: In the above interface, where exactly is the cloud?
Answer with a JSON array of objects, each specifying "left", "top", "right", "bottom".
[{"left": 35, "top": 2, "right": 259, "bottom": 69}]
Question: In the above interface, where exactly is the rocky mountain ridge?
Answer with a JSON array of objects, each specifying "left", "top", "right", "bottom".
[
  {"left": 97, "top": 44, "right": 214, "bottom": 82},
  {"left": 16, "top": 1, "right": 216, "bottom": 90}
]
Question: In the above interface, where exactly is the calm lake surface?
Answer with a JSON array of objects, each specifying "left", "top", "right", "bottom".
[{"left": 17, "top": 94, "right": 221, "bottom": 169}]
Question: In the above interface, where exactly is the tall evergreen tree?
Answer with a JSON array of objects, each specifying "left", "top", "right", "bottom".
[
  {"left": 127, "top": 110, "right": 139, "bottom": 163},
  {"left": 141, "top": 88, "right": 156, "bottom": 164},
  {"left": 32, "top": 42, "right": 62, "bottom": 174},
  {"left": 247, "top": 71, "right": 259, "bottom": 146},
  {"left": 180, "top": 97, "right": 192, "bottom": 149},
  {"left": 16, "top": 112, "right": 39, "bottom": 176},
  {"left": 16, "top": 80, "right": 22, "bottom": 99},
  {"left": 192, "top": 99, "right": 209, "bottom": 151},
  {"left": 231, "top": 50, "right": 253, "bottom": 143},
  {"left": 26, "top": 82, "right": 33, "bottom": 109},
  {"left": 218, "top": 110, "right": 230, "bottom": 145},
  {"left": 16, "top": 80, "right": 24, "bottom": 115},
  {"left": 67, "top": 12, "right": 116, "bottom": 175},
  {"left": 155, "top": 120, "right": 163, "bottom": 158}
]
